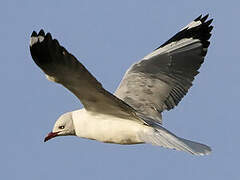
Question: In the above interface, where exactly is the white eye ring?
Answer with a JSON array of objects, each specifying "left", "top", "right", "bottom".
[{"left": 59, "top": 125, "right": 65, "bottom": 129}]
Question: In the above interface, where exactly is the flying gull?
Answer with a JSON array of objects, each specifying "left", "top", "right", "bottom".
[{"left": 30, "top": 15, "right": 213, "bottom": 155}]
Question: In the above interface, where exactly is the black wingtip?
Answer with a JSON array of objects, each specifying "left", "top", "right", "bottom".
[
  {"left": 205, "top": 19, "right": 213, "bottom": 26},
  {"left": 157, "top": 14, "right": 213, "bottom": 50},
  {"left": 208, "top": 25, "right": 214, "bottom": 32},
  {"left": 39, "top": 29, "right": 45, "bottom": 36},
  {"left": 31, "top": 31, "right": 37, "bottom": 37},
  {"left": 46, "top": 32, "right": 52, "bottom": 40},
  {"left": 194, "top": 15, "right": 202, "bottom": 21},
  {"left": 201, "top": 14, "right": 209, "bottom": 23}
]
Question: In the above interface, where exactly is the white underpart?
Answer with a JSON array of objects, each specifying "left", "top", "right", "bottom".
[
  {"left": 71, "top": 109, "right": 211, "bottom": 155},
  {"left": 72, "top": 109, "right": 148, "bottom": 144},
  {"left": 181, "top": 20, "right": 202, "bottom": 31}
]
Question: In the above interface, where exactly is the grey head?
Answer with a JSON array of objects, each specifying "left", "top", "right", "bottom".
[{"left": 44, "top": 112, "right": 76, "bottom": 142}]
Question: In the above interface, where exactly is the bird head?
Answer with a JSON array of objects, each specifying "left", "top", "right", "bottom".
[{"left": 44, "top": 112, "right": 76, "bottom": 142}]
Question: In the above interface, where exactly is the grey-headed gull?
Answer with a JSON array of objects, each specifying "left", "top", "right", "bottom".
[{"left": 30, "top": 15, "right": 213, "bottom": 155}]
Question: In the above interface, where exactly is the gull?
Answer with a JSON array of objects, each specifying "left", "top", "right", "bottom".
[{"left": 30, "top": 15, "right": 213, "bottom": 155}]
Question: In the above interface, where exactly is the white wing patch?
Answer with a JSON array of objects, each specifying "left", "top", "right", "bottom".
[
  {"left": 46, "top": 75, "right": 58, "bottom": 83},
  {"left": 30, "top": 35, "right": 44, "bottom": 47},
  {"left": 30, "top": 36, "right": 38, "bottom": 47},
  {"left": 38, "top": 36, "right": 44, "bottom": 43},
  {"left": 181, "top": 20, "right": 202, "bottom": 31},
  {"left": 143, "top": 38, "right": 200, "bottom": 60}
]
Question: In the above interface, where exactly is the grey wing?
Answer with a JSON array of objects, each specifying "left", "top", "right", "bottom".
[
  {"left": 115, "top": 15, "right": 213, "bottom": 124},
  {"left": 30, "top": 30, "right": 139, "bottom": 121}
]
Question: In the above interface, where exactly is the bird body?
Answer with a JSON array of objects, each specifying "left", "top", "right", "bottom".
[
  {"left": 30, "top": 14, "right": 213, "bottom": 155},
  {"left": 72, "top": 109, "right": 145, "bottom": 144}
]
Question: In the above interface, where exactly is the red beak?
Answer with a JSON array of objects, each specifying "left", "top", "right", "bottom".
[{"left": 44, "top": 132, "right": 59, "bottom": 142}]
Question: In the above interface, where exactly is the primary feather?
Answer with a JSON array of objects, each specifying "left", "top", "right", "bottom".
[{"left": 115, "top": 14, "right": 213, "bottom": 124}]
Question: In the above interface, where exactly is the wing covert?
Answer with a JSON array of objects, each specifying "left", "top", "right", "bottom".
[
  {"left": 30, "top": 30, "right": 138, "bottom": 121},
  {"left": 115, "top": 15, "right": 213, "bottom": 123}
]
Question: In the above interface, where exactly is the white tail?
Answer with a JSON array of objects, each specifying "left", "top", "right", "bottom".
[{"left": 140, "top": 125, "right": 211, "bottom": 156}]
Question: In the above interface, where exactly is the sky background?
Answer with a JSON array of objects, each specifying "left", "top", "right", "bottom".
[{"left": 1, "top": 0, "right": 239, "bottom": 179}]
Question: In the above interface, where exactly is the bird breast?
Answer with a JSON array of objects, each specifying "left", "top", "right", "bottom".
[{"left": 72, "top": 109, "right": 146, "bottom": 144}]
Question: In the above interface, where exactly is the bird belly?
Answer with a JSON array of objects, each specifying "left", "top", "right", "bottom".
[{"left": 72, "top": 109, "right": 146, "bottom": 144}]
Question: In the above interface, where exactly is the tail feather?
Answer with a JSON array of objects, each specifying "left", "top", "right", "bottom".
[
  {"left": 140, "top": 125, "right": 211, "bottom": 156},
  {"left": 179, "top": 137, "right": 212, "bottom": 155}
]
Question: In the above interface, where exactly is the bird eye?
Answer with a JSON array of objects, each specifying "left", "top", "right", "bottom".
[{"left": 58, "top": 125, "right": 65, "bottom": 129}]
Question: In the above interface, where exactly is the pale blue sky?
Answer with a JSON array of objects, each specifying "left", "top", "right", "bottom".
[{"left": 1, "top": 0, "right": 239, "bottom": 179}]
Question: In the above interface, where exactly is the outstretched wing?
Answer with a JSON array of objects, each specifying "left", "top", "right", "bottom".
[
  {"left": 115, "top": 15, "right": 213, "bottom": 124},
  {"left": 30, "top": 30, "right": 139, "bottom": 121}
]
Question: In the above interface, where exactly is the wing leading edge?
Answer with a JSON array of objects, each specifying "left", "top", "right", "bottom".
[
  {"left": 115, "top": 15, "right": 213, "bottom": 124},
  {"left": 30, "top": 30, "right": 139, "bottom": 121}
]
